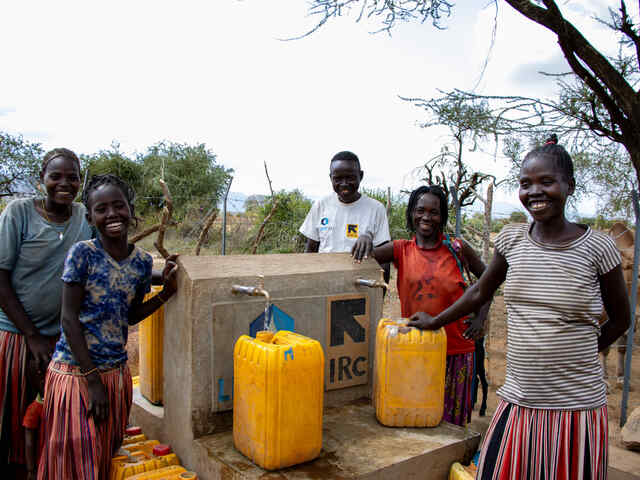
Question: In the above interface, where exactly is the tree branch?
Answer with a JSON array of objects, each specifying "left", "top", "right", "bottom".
[
  {"left": 153, "top": 179, "right": 174, "bottom": 259},
  {"left": 264, "top": 161, "right": 274, "bottom": 198},
  {"left": 195, "top": 209, "right": 219, "bottom": 256},
  {"left": 251, "top": 199, "right": 280, "bottom": 254},
  {"left": 618, "top": 1, "right": 640, "bottom": 70},
  {"left": 130, "top": 224, "right": 160, "bottom": 244},
  {"left": 506, "top": 0, "right": 638, "bottom": 114}
]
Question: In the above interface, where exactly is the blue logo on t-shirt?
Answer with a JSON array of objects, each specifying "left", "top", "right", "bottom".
[{"left": 321, "top": 217, "right": 329, "bottom": 225}]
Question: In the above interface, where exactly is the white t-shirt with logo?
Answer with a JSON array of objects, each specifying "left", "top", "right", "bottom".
[{"left": 299, "top": 193, "right": 391, "bottom": 253}]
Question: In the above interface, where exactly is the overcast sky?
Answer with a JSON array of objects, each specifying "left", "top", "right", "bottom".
[{"left": 0, "top": 1, "right": 624, "bottom": 214}]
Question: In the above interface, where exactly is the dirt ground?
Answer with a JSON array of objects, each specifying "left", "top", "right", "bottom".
[{"left": 126, "top": 265, "right": 640, "bottom": 468}]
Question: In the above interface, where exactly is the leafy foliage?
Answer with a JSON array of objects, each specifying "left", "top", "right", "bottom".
[
  {"left": 246, "top": 189, "right": 312, "bottom": 253},
  {"left": 82, "top": 143, "right": 144, "bottom": 208},
  {"left": 139, "top": 141, "right": 233, "bottom": 218},
  {"left": 0, "top": 131, "right": 44, "bottom": 197},
  {"left": 82, "top": 141, "right": 233, "bottom": 220},
  {"left": 362, "top": 188, "right": 410, "bottom": 240}
]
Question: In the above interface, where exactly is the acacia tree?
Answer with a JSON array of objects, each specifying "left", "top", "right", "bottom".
[
  {"left": 504, "top": 1, "right": 640, "bottom": 185},
  {"left": 0, "top": 132, "right": 43, "bottom": 197},
  {"left": 403, "top": 95, "right": 501, "bottom": 237},
  {"left": 295, "top": 1, "right": 640, "bottom": 204},
  {"left": 294, "top": 0, "right": 453, "bottom": 38}
]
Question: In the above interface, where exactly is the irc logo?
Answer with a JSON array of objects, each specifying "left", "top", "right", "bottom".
[{"left": 346, "top": 224, "right": 358, "bottom": 239}]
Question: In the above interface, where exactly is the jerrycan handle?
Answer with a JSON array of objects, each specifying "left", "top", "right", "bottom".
[{"left": 256, "top": 331, "right": 275, "bottom": 343}]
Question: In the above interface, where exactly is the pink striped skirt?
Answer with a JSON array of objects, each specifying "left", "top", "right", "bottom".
[
  {"left": 477, "top": 400, "right": 608, "bottom": 480},
  {"left": 38, "top": 361, "right": 132, "bottom": 480},
  {"left": 0, "top": 330, "right": 29, "bottom": 465}
]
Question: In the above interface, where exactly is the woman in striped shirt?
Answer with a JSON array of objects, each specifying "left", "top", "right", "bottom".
[{"left": 408, "top": 135, "right": 630, "bottom": 479}]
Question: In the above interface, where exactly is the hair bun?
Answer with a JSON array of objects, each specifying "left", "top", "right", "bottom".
[{"left": 544, "top": 133, "right": 558, "bottom": 145}]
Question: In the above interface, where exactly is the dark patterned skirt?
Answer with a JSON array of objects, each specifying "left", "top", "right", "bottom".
[
  {"left": 0, "top": 330, "right": 29, "bottom": 465},
  {"left": 443, "top": 351, "right": 474, "bottom": 427}
]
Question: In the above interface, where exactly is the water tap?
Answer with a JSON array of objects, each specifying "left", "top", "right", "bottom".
[{"left": 355, "top": 278, "right": 389, "bottom": 290}]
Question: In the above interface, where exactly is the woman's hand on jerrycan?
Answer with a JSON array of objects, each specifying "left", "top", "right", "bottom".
[
  {"left": 407, "top": 311, "right": 440, "bottom": 330},
  {"left": 162, "top": 254, "right": 179, "bottom": 297}
]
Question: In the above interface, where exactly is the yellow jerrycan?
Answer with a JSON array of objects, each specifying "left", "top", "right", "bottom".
[
  {"left": 449, "top": 461, "right": 477, "bottom": 480},
  {"left": 109, "top": 446, "right": 180, "bottom": 480},
  {"left": 138, "top": 286, "right": 165, "bottom": 405},
  {"left": 374, "top": 318, "right": 446, "bottom": 427},
  {"left": 127, "top": 466, "right": 198, "bottom": 479},
  {"left": 233, "top": 330, "right": 324, "bottom": 470}
]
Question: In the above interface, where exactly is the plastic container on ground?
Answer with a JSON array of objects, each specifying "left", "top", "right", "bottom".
[
  {"left": 122, "top": 433, "right": 146, "bottom": 446},
  {"left": 449, "top": 461, "right": 477, "bottom": 480},
  {"left": 233, "top": 330, "right": 324, "bottom": 470},
  {"left": 374, "top": 318, "right": 447, "bottom": 427},
  {"left": 121, "top": 439, "right": 160, "bottom": 456},
  {"left": 127, "top": 465, "right": 197, "bottom": 479},
  {"left": 139, "top": 286, "right": 164, "bottom": 405},
  {"left": 109, "top": 451, "right": 180, "bottom": 480}
]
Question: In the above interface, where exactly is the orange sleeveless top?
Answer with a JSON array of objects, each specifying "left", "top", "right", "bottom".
[{"left": 393, "top": 236, "right": 474, "bottom": 355}]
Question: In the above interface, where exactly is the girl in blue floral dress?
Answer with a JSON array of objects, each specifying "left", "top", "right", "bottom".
[{"left": 38, "top": 174, "right": 178, "bottom": 480}]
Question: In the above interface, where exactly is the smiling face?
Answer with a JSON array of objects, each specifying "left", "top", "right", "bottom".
[
  {"left": 330, "top": 159, "right": 363, "bottom": 204},
  {"left": 87, "top": 184, "right": 132, "bottom": 240},
  {"left": 519, "top": 154, "right": 574, "bottom": 223},
  {"left": 412, "top": 193, "right": 442, "bottom": 242},
  {"left": 40, "top": 156, "right": 81, "bottom": 207}
]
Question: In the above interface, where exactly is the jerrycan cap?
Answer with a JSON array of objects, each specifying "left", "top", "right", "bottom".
[
  {"left": 152, "top": 444, "right": 172, "bottom": 456},
  {"left": 125, "top": 426, "right": 142, "bottom": 435},
  {"left": 179, "top": 473, "right": 198, "bottom": 479}
]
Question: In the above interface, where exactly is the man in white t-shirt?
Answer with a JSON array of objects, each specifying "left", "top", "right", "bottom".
[{"left": 299, "top": 151, "right": 391, "bottom": 265}]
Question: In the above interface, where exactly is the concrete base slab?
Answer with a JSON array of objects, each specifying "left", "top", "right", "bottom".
[
  {"left": 191, "top": 400, "right": 480, "bottom": 480},
  {"left": 130, "top": 387, "right": 165, "bottom": 443},
  {"left": 608, "top": 446, "right": 640, "bottom": 480}
]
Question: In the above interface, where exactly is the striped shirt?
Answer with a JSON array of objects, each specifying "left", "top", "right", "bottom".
[{"left": 495, "top": 223, "right": 621, "bottom": 410}]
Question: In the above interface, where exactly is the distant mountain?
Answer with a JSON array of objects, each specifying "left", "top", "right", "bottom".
[
  {"left": 218, "top": 192, "right": 248, "bottom": 213},
  {"left": 493, "top": 201, "right": 522, "bottom": 217},
  {"left": 466, "top": 200, "right": 522, "bottom": 218}
]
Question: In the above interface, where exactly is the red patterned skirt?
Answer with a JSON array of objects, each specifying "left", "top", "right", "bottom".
[
  {"left": 38, "top": 361, "right": 132, "bottom": 480},
  {"left": 0, "top": 330, "right": 29, "bottom": 465},
  {"left": 477, "top": 400, "right": 608, "bottom": 480}
]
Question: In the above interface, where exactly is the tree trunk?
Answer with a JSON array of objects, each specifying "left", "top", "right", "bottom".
[{"left": 483, "top": 183, "right": 493, "bottom": 265}]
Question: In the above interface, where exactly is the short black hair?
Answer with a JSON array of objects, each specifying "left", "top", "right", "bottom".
[
  {"left": 522, "top": 133, "right": 575, "bottom": 182},
  {"left": 406, "top": 185, "right": 448, "bottom": 232},
  {"left": 82, "top": 173, "right": 136, "bottom": 219},
  {"left": 330, "top": 151, "right": 361, "bottom": 170},
  {"left": 41, "top": 148, "right": 81, "bottom": 174}
]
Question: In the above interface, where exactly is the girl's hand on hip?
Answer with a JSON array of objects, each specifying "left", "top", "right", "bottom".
[
  {"left": 87, "top": 373, "right": 109, "bottom": 424},
  {"left": 407, "top": 312, "right": 440, "bottom": 330},
  {"left": 463, "top": 313, "right": 485, "bottom": 341},
  {"left": 162, "top": 254, "right": 179, "bottom": 297}
]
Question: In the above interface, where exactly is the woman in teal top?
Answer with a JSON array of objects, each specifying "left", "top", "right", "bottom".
[{"left": 0, "top": 148, "right": 92, "bottom": 475}]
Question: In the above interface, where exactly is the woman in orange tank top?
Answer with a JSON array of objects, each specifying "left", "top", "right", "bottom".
[{"left": 354, "top": 185, "right": 491, "bottom": 426}]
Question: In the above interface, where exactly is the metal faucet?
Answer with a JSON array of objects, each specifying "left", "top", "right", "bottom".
[
  {"left": 355, "top": 278, "right": 389, "bottom": 290},
  {"left": 231, "top": 275, "right": 271, "bottom": 304}
]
